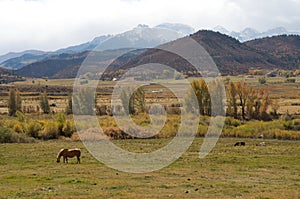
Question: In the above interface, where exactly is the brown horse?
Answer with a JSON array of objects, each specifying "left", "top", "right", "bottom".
[{"left": 56, "top": 148, "right": 81, "bottom": 164}]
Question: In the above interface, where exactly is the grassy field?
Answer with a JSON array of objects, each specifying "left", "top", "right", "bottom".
[{"left": 0, "top": 138, "right": 299, "bottom": 198}]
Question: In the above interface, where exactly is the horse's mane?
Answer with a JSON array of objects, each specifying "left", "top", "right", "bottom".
[{"left": 57, "top": 148, "right": 67, "bottom": 158}]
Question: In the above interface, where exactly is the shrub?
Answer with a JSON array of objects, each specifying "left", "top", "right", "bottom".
[
  {"left": 62, "top": 120, "right": 76, "bottom": 137},
  {"left": 285, "top": 78, "right": 296, "bottom": 83},
  {"left": 56, "top": 112, "right": 66, "bottom": 135},
  {"left": 283, "top": 120, "right": 293, "bottom": 130},
  {"left": 225, "top": 117, "right": 241, "bottom": 127},
  {"left": 39, "top": 122, "right": 58, "bottom": 140},
  {"left": 13, "top": 122, "right": 25, "bottom": 134},
  {"left": 16, "top": 111, "right": 26, "bottom": 122},
  {"left": 258, "top": 77, "right": 267, "bottom": 84},
  {"left": 166, "top": 107, "right": 181, "bottom": 115},
  {"left": 197, "top": 124, "right": 208, "bottom": 137},
  {"left": 4, "top": 119, "right": 19, "bottom": 129},
  {"left": 103, "top": 127, "right": 131, "bottom": 139},
  {"left": 0, "top": 126, "right": 33, "bottom": 143},
  {"left": 26, "top": 121, "right": 43, "bottom": 138}
]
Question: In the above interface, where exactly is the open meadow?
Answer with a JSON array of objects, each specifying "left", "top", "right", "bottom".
[
  {"left": 0, "top": 138, "right": 299, "bottom": 198},
  {"left": 2, "top": 3, "right": 300, "bottom": 198},
  {"left": 0, "top": 76, "right": 300, "bottom": 198}
]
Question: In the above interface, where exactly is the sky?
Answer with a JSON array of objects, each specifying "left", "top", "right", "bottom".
[{"left": 0, "top": 0, "right": 300, "bottom": 55}]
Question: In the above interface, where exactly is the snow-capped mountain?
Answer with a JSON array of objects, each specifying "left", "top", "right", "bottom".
[
  {"left": 56, "top": 35, "right": 113, "bottom": 54},
  {"left": 0, "top": 23, "right": 195, "bottom": 69},
  {"left": 213, "top": 26, "right": 230, "bottom": 35},
  {"left": 95, "top": 23, "right": 194, "bottom": 50},
  {"left": 260, "top": 27, "right": 288, "bottom": 38},
  {"left": 213, "top": 26, "right": 290, "bottom": 42},
  {"left": 154, "top": 23, "right": 195, "bottom": 35}
]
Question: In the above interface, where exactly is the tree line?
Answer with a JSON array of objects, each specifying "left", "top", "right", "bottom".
[
  {"left": 7, "top": 80, "right": 272, "bottom": 121},
  {"left": 186, "top": 80, "right": 272, "bottom": 121},
  {"left": 7, "top": 89, "right": 72, "bottom": 116}
]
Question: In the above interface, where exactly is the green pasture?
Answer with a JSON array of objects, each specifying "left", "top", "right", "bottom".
[{"left": 0, "top": 138, "right": 299, "bottom": 198}]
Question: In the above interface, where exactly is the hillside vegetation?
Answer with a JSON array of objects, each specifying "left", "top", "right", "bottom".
[{"left": 7, "top": 31, "right": 300, "bottom": 79}]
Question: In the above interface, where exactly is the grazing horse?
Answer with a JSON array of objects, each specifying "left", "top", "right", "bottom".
[
  {"left": 234, "top": 141, "right": 245, "bottom": 146},
  {"left": 56, "top": 148, "right": 81, "bottom": 164}
]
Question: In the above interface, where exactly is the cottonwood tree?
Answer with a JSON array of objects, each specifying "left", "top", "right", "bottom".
[
  {"left": 186, "top": 80, "right": 211, "bottom": 115},
  {"left": 72, "top": 88, "right": 96, "bottom": 115},
  {"left": 8, "top": 88, "right": 22, "bottom": 116},
  {"left": 133, "top": 87, "right": 145, "bottom": 114},
  {"left": 227, "top": 82, "right": 238, "bottom": 119},
  {"left": 65, "top": 93, "right": 72, "bottom": 115},
  {"left": 120, "top": 87, "right": 145, "bottom": 115},
  {"left": 40, "top": 91, "right": 50, "bottom": 114},
  {"left": 235, "top": 82, "right": 250, "bottom": 120},
  {"left": 259, "top": 91, "right": 270, "bottom": 120},
  {"left": 245, "top": 87, "right": 256, "bottom": 119},
  {"left": 226, "top": 82, "right": 271, "bottom": 120},
  {"left": 209, "top": 79, "right": 226, "bottom": 116}
]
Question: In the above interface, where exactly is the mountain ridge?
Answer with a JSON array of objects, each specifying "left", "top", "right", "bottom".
[
  {"left": 104, "top": 30, "right": 287, "bottom": 76},
  {"left": 213, "top": 26, "right": 295, "bottom": 42},
  {"left": 14, "top": 30, "right": 300, "bottom": 79},
  {"left": 0, "top": 23, "right": 195, "bottom": 69}
]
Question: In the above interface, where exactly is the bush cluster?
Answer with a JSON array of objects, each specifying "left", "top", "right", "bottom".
[
  {"left": 1, "top": 112, "right": 76, "bottom": 142},
  {"left": 0, "top": 126, "right": 34, "bottom": 143}
]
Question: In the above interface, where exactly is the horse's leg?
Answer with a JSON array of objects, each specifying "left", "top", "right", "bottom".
[
  {"left": 63, "top": 157, "right": 65, "bottom": 163},
  {"left": 66, "top": 157, "right": 68, "bottom": 163},
  {"left": 77, "top": 156, "right": 80, "bottom": 164}
]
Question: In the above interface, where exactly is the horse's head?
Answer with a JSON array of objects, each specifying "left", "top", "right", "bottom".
[{"left": 56, "top": 149, "right": 65, "bottom": 163}]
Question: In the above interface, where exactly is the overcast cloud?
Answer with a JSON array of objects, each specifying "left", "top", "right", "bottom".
[{"left": 0, "top": 0, "right": 299, "bottom": 55}]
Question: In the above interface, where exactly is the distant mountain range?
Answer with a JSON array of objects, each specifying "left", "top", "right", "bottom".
[
  {"left": 0, "top": 23, "right": 195, "bottom": 70},
  {"left": 11, "top": 30, "right": 300, "bottom": 78},
  {"left": 1, "top": 24, "right": 300, "bottom": 79},
  {"left": 105, "top": 30, "right": 290, "bottom": 76},
  {"left": 213, "top": 26, "right": 295, "bottom": 42},
  {"left": 0, "top": 50, "right": 45, "bottom": 65}
]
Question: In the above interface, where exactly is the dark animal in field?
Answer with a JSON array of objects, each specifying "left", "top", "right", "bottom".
[
  {"left": 56, "top": 148, "right": 81, "bottom": 163},
  {"left": 256, "top": 142, "right": 266, "bottom": 146},
  {"left": 49, "top": 103, "right": 57, "bottom": 107},
  {"left": 234, "top": 142, "right": 245, "bottom": 146}
]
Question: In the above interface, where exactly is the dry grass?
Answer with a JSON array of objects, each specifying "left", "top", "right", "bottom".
[{"left": 0, "top": 138, "right": 299, "bottom": 198}]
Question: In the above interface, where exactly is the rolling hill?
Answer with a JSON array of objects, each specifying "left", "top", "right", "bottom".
[
  {"left": 0, "top": 50, "right": 45, "bottom": 64},
  {"left": 105, "top": 30, "right": 287, "bottom": 76},
  {"left": 245, "top": 35, "right": 300, "bottom": 69},
  {"left": 12, "top": 30, "right": 300, "bottom": 78},
  {"left": 15, "top": 49, "right": 141, "bottom": 78}
]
